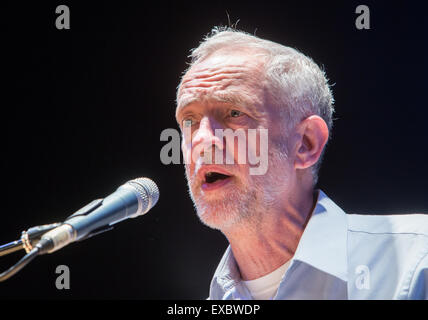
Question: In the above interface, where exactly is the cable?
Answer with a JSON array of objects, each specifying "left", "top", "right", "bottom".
[
  {"left": 0, "top": 223, "right": 61, "bottom": 258},
  {"left": 0, "top": 247, "right": 40, "bottom": 282}
]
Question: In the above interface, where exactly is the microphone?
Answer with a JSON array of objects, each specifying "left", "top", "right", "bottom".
[{"left": 36, "top": 177, "right": 159, "bottom": 254}]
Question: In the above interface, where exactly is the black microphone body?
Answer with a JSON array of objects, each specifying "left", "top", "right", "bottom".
[{"left": 37, "top": 178, "right": 159, "bottom": 254}]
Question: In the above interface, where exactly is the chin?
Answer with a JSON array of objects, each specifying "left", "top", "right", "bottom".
[
  {"left": 193, "top": 198, "right": 237, "bottom": 230},
  {"left": 186, "top": 171, "right": 263, "bottom": 230},
  {"left": 193, "top": 187, "right": 259, "bottom": 231}
]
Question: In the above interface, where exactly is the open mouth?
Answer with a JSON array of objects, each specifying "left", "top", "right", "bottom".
[
  {"left": 202, "top": 171, "right": 232, "bottom": 191},
  {"left": 205, "top": 172, "right": 230, "bottom": 184}
]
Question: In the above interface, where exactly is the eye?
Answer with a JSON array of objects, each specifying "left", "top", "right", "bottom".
[{"left": 230, "top": 109, "right": 243, "bottom": 118}]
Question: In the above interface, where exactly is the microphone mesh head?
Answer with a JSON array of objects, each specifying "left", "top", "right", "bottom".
[{"left": 126, "top": 178, "right": 159, "bottom": 214}]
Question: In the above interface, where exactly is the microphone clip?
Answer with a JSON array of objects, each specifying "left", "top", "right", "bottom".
[{"left": 65, "top": 198, "right": 114, "bottom": 242}]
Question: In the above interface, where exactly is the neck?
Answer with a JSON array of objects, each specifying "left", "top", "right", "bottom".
[{"left": 223, "top": 188, "right": 318, "bottom": 281}]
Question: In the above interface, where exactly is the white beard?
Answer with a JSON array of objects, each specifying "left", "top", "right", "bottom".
[{"left": 185, "top": 146, "right": 290, "bottom": 231}]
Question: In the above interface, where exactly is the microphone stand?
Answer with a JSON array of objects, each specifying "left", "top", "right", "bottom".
[
  {"left": 0, "top": 240, "right": 25, "bottom": 257},
  {"left": 0, "top": 222, "right": 114, "bottom": 282},
  {"left": 0, "top": 223, "right": 61, "bottom": 282}
]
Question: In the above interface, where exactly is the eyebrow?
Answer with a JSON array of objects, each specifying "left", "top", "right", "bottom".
[{"left": 176, "top": 90, "right": 263, "bottom": 120}]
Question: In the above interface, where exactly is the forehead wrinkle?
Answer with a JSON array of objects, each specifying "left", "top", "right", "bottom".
[
  {"left": 181, "top": 65, "right": 248, "bottom": 83},
  {"left": 180, "top": 66, "right": 248, "bottom": 94},
  {"left": 179, "top": 58, "right": 263, "bottom": 92},
  {"left": 176, "top": 54, "right": 267, "bottom": 121}
]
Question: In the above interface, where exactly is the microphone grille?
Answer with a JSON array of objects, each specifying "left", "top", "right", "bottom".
[{"left": 126, "top": 177, "right": 159, "bottom": 214}]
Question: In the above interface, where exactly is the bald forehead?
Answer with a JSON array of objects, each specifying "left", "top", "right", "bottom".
[
  {"left": 176, "top": 50, "right": 267, "bottom": 115},
  {"left": 190, "top": 48, "right": 265, "bottom": 71}
]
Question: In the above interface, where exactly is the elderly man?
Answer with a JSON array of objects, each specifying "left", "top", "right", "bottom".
[{"left": 175, "top": 27, "right": 428, "bottom": 300}]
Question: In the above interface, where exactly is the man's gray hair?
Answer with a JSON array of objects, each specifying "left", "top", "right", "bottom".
[{"left": 180, "top": 26, "right": 335, "bottom": 185}]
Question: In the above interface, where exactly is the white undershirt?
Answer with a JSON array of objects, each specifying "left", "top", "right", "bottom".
[{"left": 242, "top": 260, "right": 291, "bottom": 300}]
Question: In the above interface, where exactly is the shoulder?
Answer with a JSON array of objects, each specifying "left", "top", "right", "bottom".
[
  {"left": 318, "top": 189, "right": 428, "bottom": 236},
  {"left": 346, "top": 212, "right": 428, "bottom": 237},
  {"left": 344, "top": 213, "right": 428, "bottom": 299},
  {"left": 345, "top": 212, "right": 428, "bottom": 254}
]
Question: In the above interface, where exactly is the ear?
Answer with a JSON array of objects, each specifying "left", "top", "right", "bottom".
[{"left": 294, "top": 115, "right": 329, "bottom": 170}]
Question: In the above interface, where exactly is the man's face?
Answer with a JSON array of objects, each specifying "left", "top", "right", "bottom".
[{"left": 176, "top": 51, "right": 294, "bottom": 231}]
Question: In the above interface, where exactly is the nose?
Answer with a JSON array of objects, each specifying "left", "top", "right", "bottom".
[{"left": 192, "top": 116, "right": 224, "bottom": 156}]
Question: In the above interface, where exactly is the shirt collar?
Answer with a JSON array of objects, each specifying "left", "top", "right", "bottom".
[
  {"left": 292, "top": 189, "right": 348, "bottom": 282},
  {"left": 211, "top": 189, "right": 349, "bottom": 294}
]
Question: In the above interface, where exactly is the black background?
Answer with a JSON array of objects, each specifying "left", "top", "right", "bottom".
[{"left": 0, "top": 0, "right": 427, "bottom": 299}]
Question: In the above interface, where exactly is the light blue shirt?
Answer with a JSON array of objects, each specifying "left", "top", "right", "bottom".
[{"left": 208, "top": 190, "right": 428, "bottom": 299}]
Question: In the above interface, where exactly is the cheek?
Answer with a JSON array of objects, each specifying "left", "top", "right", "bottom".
[
  {"left": 182, "top": 141, "right": 195, "bottom": 175},
  {"left": 184, "top": 164, "right": 192, "bottom": 178},
  {"left": 181, "top": 137, "right": 193, "bottom": 164},
  {"left": 183, "top": 163, "right": 195, "bottom": 186}
]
